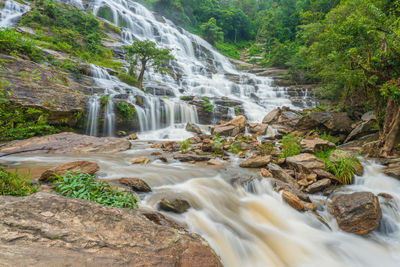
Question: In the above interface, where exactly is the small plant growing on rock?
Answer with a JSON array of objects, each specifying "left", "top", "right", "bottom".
[
  {"left": 258, "top": 143, "right": 275, "bottom": 155},
  {"left": 203, "top": 102, "right": 214, "bottom": 113},
  {"left": 319, "top": 131, "right": 339, "bottom": 144},
  {"left": 229, "top": 143, "right": 242, "bottom": 154},
  {"left": 100, "top": 94, "right": 110, "bottom": 107},
  {"left": 179, "top": 139, "right": 191, "bottom": 153},
  {"left": 116, "top": 102, "right": 136, "bottom": 119},
  {"left": 54, "top": 172, "right": 138, "bottom": 209},
  {"left": 280, "top": 133, "right": 301, "bottom": 158},
  {"left": 0, "top": 168, "right": 38, "bottom": 196}
]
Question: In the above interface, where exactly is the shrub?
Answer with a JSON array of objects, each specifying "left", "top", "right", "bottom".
[
  {"left": 319, "top": 131, "right": 339, "bottom": 144},
  {"left": 117, "top": 73, "right": 137, "bottom": 87},
  {"left": 280, "top": 133, "right": 301, "bottom": 158},
  {"left": 99, "top": 94, "right": 110, "bottom": 107},
  {"left": 116, "top": 102, "right": 136, "bottom": 119},
  {"left": 229, "top": 143, "right": 242, "bottom": 154},
  {"left": 0, "top": 28, "right": 44, "bottom": 62},
  {"left": 0, "top": 168, "right": 38, "bottom": 196},
  {"left": 54, "top": 172, "right": 138, "bottom": 209},
  {"left": 315, "top": 149, "right": 361, "bottom": 184},
  {"left": 179, "top": 139, "right": 191, "bottom": 153},
  {"left": 180, "top": 96, "right": 193, "bottom": 101},
  {"left": 204, "top": 102, "right": 214, "bottom": 113},
  {"left": 258, "top": 143, "right": 275, "bottom": 155}
]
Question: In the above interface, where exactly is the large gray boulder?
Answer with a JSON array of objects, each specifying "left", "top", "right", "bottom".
[{"left": 0, "top": 193, "right": 222, "bottom": 267}]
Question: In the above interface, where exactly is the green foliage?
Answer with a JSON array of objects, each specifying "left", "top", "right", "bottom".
[
  {"left": 99, "top": 94, "right": 110, "bottom": 107},
  {"left": 316, "top": 149, "right": 361, "bottom": 184},
  {"left": 0, "top": 28, "right": 44, "bottom": 62},
  {"left": 213, "top": 133, "right": 224, "bottom": 149},
  {"left": 203, "top": 102, "right": 214, "bottom": 113},
  {"left": 201, "top": 97, "right": 210, "bottom": 102},
  {"left": 180, "top": 96, "right": 193, "bottom": 101},
  {"left": 319, "top": 131, "right": 339, "bottom": 144},
  {"left": 125, "top": 40, "right": 175, "bottom": 89},
  {"left": 0, "top": 82, "right": 59, "bottom": 141},
  {"left": 201, "top": 17, "right": 224, "bottom": 45},
  {"left": 116, "top": 102, "right": 136, "bottom": 119},
  {"left": 179, "top": 139, "right": 191, "bottom": 153},
  {"left": 229, "top": 143, "right": 242, "bottom": 154},
  {"left": 20, "top": 0, "right": 121, "bottom": 70},
  {"left": 117, "top": 72, "right": 138, "bottom": 87},
  {"left": 280, "top": 133, "right": 301, "bottom": 158},
  {"left": 0, "top": 168, "right": 38, "bottom": 196},
  {"left": 258, "top": 142, "right": 275, "bottom": 155},
  {"left": 54, "top": 172, "right": 138, "bottom": 209},
  {"left": 215, "top": 42, "right": 240, "bottom": 59}
]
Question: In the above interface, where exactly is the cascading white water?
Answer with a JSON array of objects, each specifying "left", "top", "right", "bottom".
[
  {"left": 85, "top": 94, "right": 101, "bottom": 136},
  {"left": 0, "top": 0, "right": 29, "bottom": 28}
]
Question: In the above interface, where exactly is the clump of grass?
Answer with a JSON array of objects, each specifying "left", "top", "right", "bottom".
[
  {"left": 54, "top": 172, "right": 138, "bottom": 209},
  {"left": 179, "top": 139, "right": 191, "bottom": 153},
  {"left": 315, "top": 149, "right": 361, "bottom": 184},
  {"left": 204, "top": 102, "right": 214, "bottom": 113},
  {"left": 116, "top": 102, "right": 136, "bottom": 119},
  {"left": 229, "top": 143, "right": 242, "bottom": 154},
  {"left": 319, "top": 131, "right": 339, "bottom": 144},
  {"left": 0, "top": 168, "right": 38, "bottom": 196},
  {"left": 258, "top": 143, "right": 275, "bottom": 155},
  {"left": 280, "top": 133, "right": 301, "bottom": 158}
]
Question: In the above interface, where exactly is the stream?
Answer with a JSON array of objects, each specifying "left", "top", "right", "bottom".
[{"left": 1, "top": 143, "right": 400, "bottom": 267}]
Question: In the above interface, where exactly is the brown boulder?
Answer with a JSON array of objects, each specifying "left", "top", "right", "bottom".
[
  {"left": 248, "top": 123, "right": 268, "bottom": 135},
  {"left": 263, "top": 108, "right": 281, "bottom": 124},
  {"left": 212, "top": 125, "right": 239, "bottom": 137},
  {"left": 119, "top": 178, "right": 152, "bottom": 192},
  {"left": 382, "top": 162, "right": 400, "bottom": 180},
  {"left": 300, "top": 138, "right": 336, "bottom": 154},
  {"left": 328, "top": 192, "right": 382, "bottom": 235},
  {"left": 269, "top": 178, "right": 310, "bottom": 202},
  {"left": 260, "top": 168, "right": 273, "bottom": 177},
  {"left": 127, "top": 134, "right": 138, "bottom": 140},
  {"left": 0, "top": 193, "right": 222, "bottom": 266},
  {"left": 306, "top": 179, "right": 331, "bottom": 193},
  {"left": 239, "top": 155, "right": 272, "bottom": 168},
  {"left": 282, "top": 190, "right": 304, "bottom": 211},
  {"left": 158, "top": 198, "right": 191, "bottom": 214},
  {"left": 130, "top": 157, "right": 150, "bottom": 165},
  {"left": 40, "top": 161, "right": 100, "bottom": 182},
  {"left": 173, "top": 153, "right": 213, "bottom": 162},
  {"left": 286, "top": 153, "right": 325, "bottom": 174},
  {"left": 344, "top": 120, "right": 378, "bottom": 143},
  {"left": 268, "top": 164, "right": 300, "bottom": 190},
  {"left": 0, "top": 132, "right": 131, "bottom": 155},
  {"left": 186, "top": 122, "right": 203, "bottom": 134},
  {"left": 229, "top": 115, "right": 247, "bottom": 130},
  {"left": 161, "top": 141, "right": 181, "bottom": 152}
]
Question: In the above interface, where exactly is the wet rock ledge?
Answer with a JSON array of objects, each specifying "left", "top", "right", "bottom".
[{"left": 0, "top": 192, "right": 222, "bottom": 267}]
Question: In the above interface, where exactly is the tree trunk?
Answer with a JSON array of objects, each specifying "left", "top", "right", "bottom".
[
  {"left": 379, "top": 98, "right": 400, "bottom": 157},
  {"left": 137, "top": 62, "right": 146, "bottom": 90}
]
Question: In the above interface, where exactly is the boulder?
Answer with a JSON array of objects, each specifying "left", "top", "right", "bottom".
[
  {"left": 207, "top": 159, "right": 224, "bottom": 166},
  {"left": 296, "top": 112, "right": 353, "bottom": 134},
  {"left": 212, "top": 116, "right": 247, "bottom": 137},
  {"left": 186, "top": 122, "right": 203, "bottom": 134},
  {"left": 268, "top": 164, "right": 299, "bottom": 190},
  {"left": 300, "top": 138, "right": 336, "bottom": 154},
  {"left": 263, "top": 108, "right": 281, "bottom": 124},
  {"left": 286, "top": 153, "right": 325, "bottom": 174},
  {"left": 119, "top": 177, "right": 152, "bottom": 192},
  {"left": 361, "top": 111, "right": 376, "bottom": 122},
  {"left": 239, "top": 155, "right": 272, "bottom": 168},
  {"left": 312, "top": 168, "right": 342, "bottom": 183},
  {"left": 161, "top": 141, "right": 181, "bottom": 152},
  {"left": 212, "top": 125, "right": 239, "bottom": 137},
  {"left": 40, "top": 161, "right": 100, "bottom": 182},
  {"left": 0, "top": 193, "right": 221, "bottom": 266},
  {"left": 158, "top": 198, "right": 191, "bottom": 214},
  {"left": 127, "top": 134, "right": 138, "bottom": 140},
  {"left": 260, "top": 168, "right": 273, "bottom": 177},
  {"left": 344, "top": 120, "right": 378, "bottom": 143},
  {"left": 248, "top": 123, "right": 268, "bottom": 135},
  {"left": 282, "top": 190, "right": 304, "bottom": 211},
  {"left": 306, "top": 179, "right": 331, "bottom": 194},
  {"left": 269, "top": 178, "right": 310, "bottom": 202},
  {"left": 382, "top": 162, "right": 400, "bottom": 180},
  {"left": 0, "top": 132, "right": 131, "bottom": 155},
  {"left": 130, "top": 157, "right": 150, "bottom": 165},
  {"left": 328, "top": 192, "right": 382, "bottom": 234},
  {"left": 173, "top": 153, "right": 213, "bottom": 162}
]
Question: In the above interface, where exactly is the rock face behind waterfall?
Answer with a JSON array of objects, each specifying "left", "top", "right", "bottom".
[
  {"left": 328, "top": 192, "right": 382, "bottom": 235},
  {"left": 0, "top": 193, "right": 222, "bottom": 267}
]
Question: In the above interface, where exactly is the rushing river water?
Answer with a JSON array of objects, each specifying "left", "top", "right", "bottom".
[{"left": 2, "top": 144, "right": 400, "bottom": 267}]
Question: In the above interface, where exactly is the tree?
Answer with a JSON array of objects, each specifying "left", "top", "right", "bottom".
[
  {"left": 200, "top": 17, "right": 224, "bottom": 45},
  {"left": 125, "top": 40, "right": 175, "bottom": 90}
]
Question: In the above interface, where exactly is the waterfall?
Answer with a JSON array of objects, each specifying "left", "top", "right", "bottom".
[
  {"left": 86, "top": 94, "right": 101, "bottom": 136},
  {"left": 0, "top": 0, "right": 30, "bottom": 28}
]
